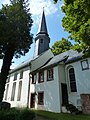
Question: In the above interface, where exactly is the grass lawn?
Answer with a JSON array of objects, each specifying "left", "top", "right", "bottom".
[{"left": 34, "top": 110, "right": 90, "bottom": 120}]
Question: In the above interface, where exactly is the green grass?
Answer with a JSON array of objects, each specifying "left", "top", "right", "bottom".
[
  {"left": 0, "top": 108, "right": 90, "bottom": 120},
  {"left": 34, "top": 110, "right": 90, "bottom": 120}
]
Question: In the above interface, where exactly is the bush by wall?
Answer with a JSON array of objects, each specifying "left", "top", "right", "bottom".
[{"left": 0, "top": 108, "right": 35, "bottom": 120}]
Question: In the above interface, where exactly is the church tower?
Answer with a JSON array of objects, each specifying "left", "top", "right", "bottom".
[{"left": 34, "top": 10, "right": 50, "bottom": 57}]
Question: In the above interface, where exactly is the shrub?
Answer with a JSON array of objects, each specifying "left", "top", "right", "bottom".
[
  {"left": 0, "top": 102, "right": 11, "bottom": 110},
  {"left": 0, "top": 108, "right": 35, "bottom": 120},
  {"left": 5, "top": 108, "right": 20, "bottom": 120},
  {"left": 0, "top": 110, "right": 5, "bottom": 120},
  {"left": 20, "top": 108, "right": 35, "bottom": 120}
]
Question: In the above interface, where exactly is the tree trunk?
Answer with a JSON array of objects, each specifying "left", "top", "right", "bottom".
[{"left": 0, "top": 44, "right": 15, "bottom": 102}]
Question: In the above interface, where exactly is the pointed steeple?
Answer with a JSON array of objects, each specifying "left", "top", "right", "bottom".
[
  {"left": 38, "top": 9, "right": 48, "bottom": 35},
  {"left": 34, "top": 9, "right": 50, "bottom": 57}
]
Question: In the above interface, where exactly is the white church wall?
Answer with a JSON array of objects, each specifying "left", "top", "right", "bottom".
[
  {"left": 19, "top": 67, "right": 30, "bottom": 107},
  {"left": 75, "top": 58, "right": 90, "bottom": 94},
  {"left": 3, "top": 74, "right": 14, "bottom": 102},
  {"left": 58, "top": 63, "right": 66, "bottom": 84},
  {"left": 65, "top": 58, "right": 90, "bottom": 108},
  {"left": 30, "top": 66, "right": 61, "bottom": 113},
  {"left": 29, "top": 75, "right": 36, "bottom": 108},
  {"left": 58, "top": 63, "right": 67, "bottom": 106},
  {"left": 3, "top": 66, "right": 30, "bottom": 108}
]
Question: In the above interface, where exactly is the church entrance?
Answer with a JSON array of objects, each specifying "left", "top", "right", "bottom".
[
  {"left": 30, "top": 93, "right": 35, "bottom": 108},
  {"left": 61, "top": 83, "right": 68, "bottom": 105}
]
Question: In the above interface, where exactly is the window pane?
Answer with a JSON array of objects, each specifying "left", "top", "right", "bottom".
[
  {"left": 5, "top": 84, "right": 9, "bottom": 100},
  {"left": 47, "top": 68, "right": 53, "bottom": 81},
  {"left": 14, "top": 73, "right": 18, "bottom": 80},
  {"left": 81, "top": 59, "right": 89, "bottom": 70},
  {"left": 69, "top": 68, "right": 77, "bottom": 92},
  {"left": 11, "top": 82, "right": 16, "bottom": 101},
  {"left": 20, "top": 71, "right": 23, "bottom": 79},
  {"left": 17, "top": 81, "right": 22, "bottom": 101},
  {"left": 69, "top": 68, "right": 74, "bottom": 73},
  {"left": 38, "top": 72, "right": 44, "bottom": 83},
  {"left": 6, "top": 76, "right": 10, "bottom": 83},
  {"left": 70, "top": 82, "right": 77, "bottom": 92},
  {"left": 38, "top": 92, "right": 44, "bottom": 105},
  {"left": 69, "top": 75, "right": 75, "bottom": 82}
]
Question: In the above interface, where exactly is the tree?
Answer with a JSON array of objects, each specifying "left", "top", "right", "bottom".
[
  {"left": 51, "top": 38, "right": 73, "bottom": 55},
  {"left": 53, "top": 0, "right": 90, "bottom": 56},
  {"left": 0, "top": 0, "right": 33, "bottom": 102}
]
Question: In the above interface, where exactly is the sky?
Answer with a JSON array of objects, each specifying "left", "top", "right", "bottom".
[{"left": 0, "top": 0, "right": 70, "bottom": 70}]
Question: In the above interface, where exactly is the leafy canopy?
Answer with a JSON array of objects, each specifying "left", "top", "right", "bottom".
[
  {"left": 0, "top": 0, "right": 33, "bottom": 102},
  {"left": 51, "top": 38, "right": 73, "bottom": 55},
  {"left": 53, "top": 0, "right": 90, "bottom": 56},
  {"left": 0, "top": 0, "right": 33, "bottom": 59}
]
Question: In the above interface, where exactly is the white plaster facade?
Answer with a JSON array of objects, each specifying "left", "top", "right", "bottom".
[
  {"left": 65, "top": 58, "right": 90, "bottom": 110},
  {"left": 3, "top": 52, "right": 90, "bottom": 113},
  {"left": 3, "top": 67, "right": 30, "bottom": 108},
  {"left": 29, "top": 66, "right": 61, "bottom": 113}
]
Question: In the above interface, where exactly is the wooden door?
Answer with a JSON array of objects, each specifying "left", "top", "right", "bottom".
[
  {"left": 30, "top": 93, "right": 35, "bottom": 108},
  {"left": 61, "top": 83, "right": 68, "bottom": 105}
]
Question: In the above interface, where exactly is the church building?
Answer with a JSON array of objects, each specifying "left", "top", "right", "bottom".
[{"left": 3, "top": 10, "right": 90, "bottom": 114}]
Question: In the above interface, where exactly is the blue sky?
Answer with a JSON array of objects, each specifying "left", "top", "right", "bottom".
[{"left": 0, "top": 0, "right": 70, "bottom": 70}]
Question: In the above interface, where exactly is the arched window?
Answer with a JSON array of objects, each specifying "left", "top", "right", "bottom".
[{"left": 69, "top": 68, "right": 77, "bottom": 92}]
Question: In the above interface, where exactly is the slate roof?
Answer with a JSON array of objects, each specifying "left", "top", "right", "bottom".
[
  {"left": 38, "top": 50, "right": 83, "bottom": 70},
  {"left": 9, "top": 54, "right": 42, "bottom": 73},
  {"left": 37, "top": 9, "right": 48, "bottom": 35},
  {"left": 10, "top": 58, "right": 33, "bottom": 73},
  {"left": 10, "top": 49, "right": 53, "bottom": 73},
  {"left": 65, "top": 52, "right": 83, "bottom": 64},
  {"left": 10, "top": 49, "right": 83, "bottom": 74}
]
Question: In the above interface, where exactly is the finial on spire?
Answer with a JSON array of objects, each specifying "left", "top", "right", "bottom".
[{"left": 43, "top": 7, "right": 44, "bottom": 10}]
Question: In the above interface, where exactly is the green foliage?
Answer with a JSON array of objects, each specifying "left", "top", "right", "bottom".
[
  {"left": 53, "top": 0, "right": 58, "bottom": 4},
  {"left": 61, "top": 0, "right": 90, "bottom": 56},
  {"left": 0, "top": 110, "right": 5, "bottom": 120},
  {"left": 0, "top": 0, "right": 33, "bottom": 59},
  {"left": 0, "top": 108, "right": 35, "bottom": 120},
  {"left": 0, "top": 0, "right": 33, "bottom": 102},
  {"left": 51, "top": 38, "right": 73, "bottom": 55},
  {"left": 5, "top": 108, "right": 20, "bottom": 120},
  {"left": 53, "top": 0, "right": 90, "bottom": 56},
  {"left": 20, "top": 108, "right": 35, "bottom": 120},
  {"left": 53, "top": 0, "right": 61, "bottom": 4}
]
